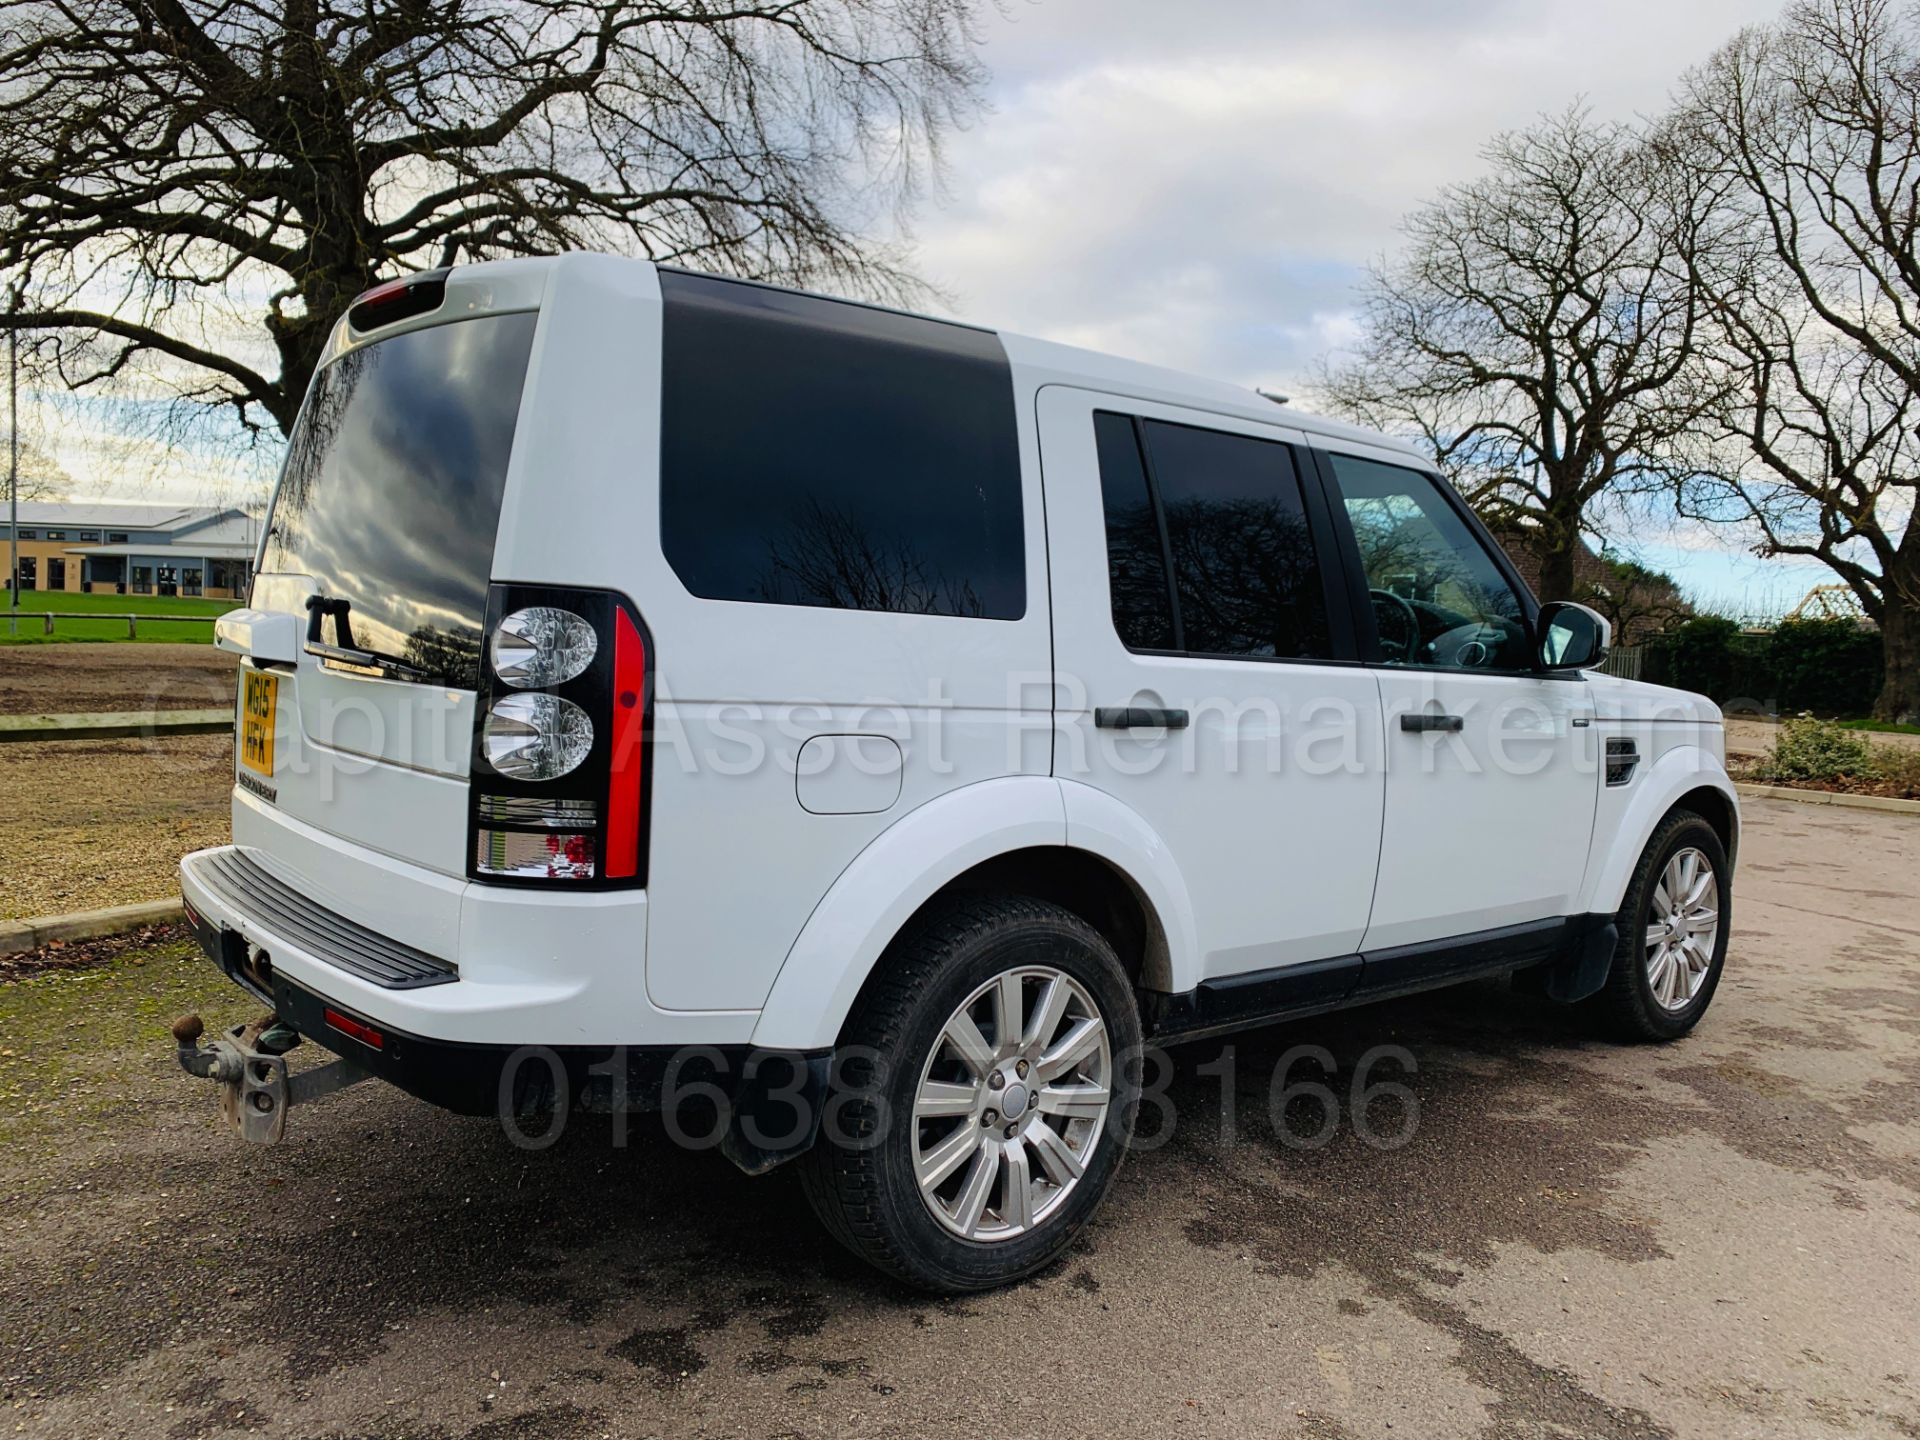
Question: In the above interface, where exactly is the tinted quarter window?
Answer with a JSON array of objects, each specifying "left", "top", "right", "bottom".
[
  {"left": 1094, "top": 412, "right": 1176, "bottom": 651},
  {"left": 659, "top": 271, "right": 1024, "bottom": 619},
  {"left": 1140, "top": 420, "right": 1331, "bottom": 661},
  {"left": 1324, "top": 453, "right": 1530, "bottom": 672}
]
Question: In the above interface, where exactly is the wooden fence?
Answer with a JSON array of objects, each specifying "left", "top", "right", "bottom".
[{"left": 4, "top": 611, "right": 220, "bottom": 638}]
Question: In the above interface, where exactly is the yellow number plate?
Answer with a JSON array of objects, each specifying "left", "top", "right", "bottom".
[{"left": 240, "top": 670, "right": 278, "bottom": 776}]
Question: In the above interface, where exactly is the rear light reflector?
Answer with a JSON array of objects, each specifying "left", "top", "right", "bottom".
[
  {"left": 481, "top": 692, "right": 594, "bottom": 781},
  {"left": 605, "top": 608, "right": 647, "bottom": 879},
  {"left": 324, "top": 1008, "right": 385, "bottom": 1050},
  {"left": 490, "top": 606, "right": 598, "bottom": 688},
  {"left": 475, "top": 827, "right": 596, "bottom": 880}
]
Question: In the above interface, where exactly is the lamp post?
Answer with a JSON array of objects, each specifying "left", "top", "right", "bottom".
[{"left": 7, "top": 282, "right": 19, "bottom": 639}]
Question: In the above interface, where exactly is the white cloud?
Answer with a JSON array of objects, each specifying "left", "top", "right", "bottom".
[{"left": 910, "top": 0, "right": 1787, "bottom": 395}]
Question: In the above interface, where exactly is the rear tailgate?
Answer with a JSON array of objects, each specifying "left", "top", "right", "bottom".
[{"left": 234, "top": 283, "right": 543, "bottom": 878}]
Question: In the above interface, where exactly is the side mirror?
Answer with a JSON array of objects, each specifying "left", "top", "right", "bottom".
[{"left": 1537, "top": 600, "right": 1611, "bottom": 671}]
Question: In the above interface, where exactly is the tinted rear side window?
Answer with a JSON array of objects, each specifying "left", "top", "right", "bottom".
[
  {"left": 1139, "top": 420, "right": 1331, "bottom": 661},
  {"left": 658, "top": 271, "right": 1024, "bottom": 619},
  {"left": 1093, "top": 412, "right": 1176, "bottom": 650},
  {"left": 258, "top": 312, "right": 537, "bottom": 687}
]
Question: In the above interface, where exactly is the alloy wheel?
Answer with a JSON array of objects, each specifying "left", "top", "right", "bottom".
[
  {"left": 1644, "top": 845, "right": 1719, "bottom": 1011},
  {"left": 910, "top": 966, "right": 1113, "bottom": 1242}
]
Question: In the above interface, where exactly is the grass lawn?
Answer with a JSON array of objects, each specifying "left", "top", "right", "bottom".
[
  {"left": 0, "top": 930, "right": 237, "bottom": 1149},
  {"left": 0, "top": 588, "right": 236, "bottom": 644},
  {"left": 1838, "top": 717, "right": 1920, "bottom": 736}
]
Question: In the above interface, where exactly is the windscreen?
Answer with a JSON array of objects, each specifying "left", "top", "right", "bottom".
[{"left": 255, "top": 311, "right": 538, "bottom": 688}]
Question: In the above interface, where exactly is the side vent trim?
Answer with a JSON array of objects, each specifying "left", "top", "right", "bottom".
[{"left": 1605, "top": 737, "right": 1640, "bottom": 787}]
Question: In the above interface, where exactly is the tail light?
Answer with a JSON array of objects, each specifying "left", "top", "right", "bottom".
[{"left": 468, "top": 584, "right": 652, "bottom": 888}]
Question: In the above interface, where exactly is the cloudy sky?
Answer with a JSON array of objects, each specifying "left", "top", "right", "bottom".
[
  {"left": 50, "top": 0, "right": 1834, "bottom": 614},
  {"left": 900, "top": 0, "right": 1829, "bottom": 614}
]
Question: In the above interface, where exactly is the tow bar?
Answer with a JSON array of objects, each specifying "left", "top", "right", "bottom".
[{"left": 172, "top": 1013, "right": 371, "bottom": 1145}]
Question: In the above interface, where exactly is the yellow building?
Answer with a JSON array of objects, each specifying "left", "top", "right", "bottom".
[{"left": 3, "top": 502, "right": 256, "bottom": 599}]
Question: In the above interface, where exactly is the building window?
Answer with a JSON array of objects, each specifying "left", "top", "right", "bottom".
[
  {"left": 15, "top": 557, "right": 36, "bottom": 589},
  {"left": 44, "top": 529, "right": 66, "bottom": 541},
  {"left": 16, "top": 529, "right": 35, "bottom": 541},
  {"left": 78, "top": 530, "right": 100, "bottom": 542},
  {"left": 207, "top": 558, "right": 251, "bottom": 596},
  {"left": 182, "top": 567, "right": 203, "bottom": 597},
  {"left": 107, "top": 532, "right": 129, "bottom": 544},
  {"left": 131, "top": 565, "right": 153, "bottom": 595}
]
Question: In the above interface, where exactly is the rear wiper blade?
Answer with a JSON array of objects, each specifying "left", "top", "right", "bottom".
[
  {"left": 303, "top": 638, "right": 433, "bottom": 683},
  {"left": 303, "top": 593, "right": 433, "bottom": 683}
]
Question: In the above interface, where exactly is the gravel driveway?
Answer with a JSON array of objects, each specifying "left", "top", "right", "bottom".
[
  {"left": 0, "top": 733, "right": 232, "bottom": 921},
  {"left": 1, "top": 797, "right": 1916, "bottom": 1439}
]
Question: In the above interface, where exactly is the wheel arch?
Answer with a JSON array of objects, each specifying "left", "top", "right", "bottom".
[
  {"left": 1579, "top": 744, "right": 1740, "bottom": 916},
  {"left": 749, "top": 778, "right": 1195, "bottom": 1051}
]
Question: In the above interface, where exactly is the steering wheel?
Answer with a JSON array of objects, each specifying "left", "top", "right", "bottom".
[
  {"left": 1427, "top": 620, "right": 1508, "bottom": 669},
  {"left": 1368, "top": 588, "right": 1421, "bottom": 664}
]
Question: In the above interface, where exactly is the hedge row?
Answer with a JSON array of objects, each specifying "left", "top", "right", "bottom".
[{"left": 1638, "top": 617, "right": 1882, "bottom": 715}]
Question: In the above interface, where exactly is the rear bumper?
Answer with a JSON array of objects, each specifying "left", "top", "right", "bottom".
[
  {"left": 204, "top": 795, "right": 758, "bottom": 1047},
  {"left": 179, "top": 876, "right": 829, "bottom": 1169}
]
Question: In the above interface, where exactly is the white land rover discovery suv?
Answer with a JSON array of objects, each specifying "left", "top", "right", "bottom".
[{"left": 177, "top": 253, "right": 1736, "bottom": 1292}]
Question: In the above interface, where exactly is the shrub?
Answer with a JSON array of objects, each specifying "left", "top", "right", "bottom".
[
  {"left": 1869, "top": 746, "right": 1920, "bottom": 799},
  {"left": 1757, "top": 714, "right": 1876, "bottom": 782},
  {"left": 1642, "top": 614, "right": 1883, "bottom": 715}
]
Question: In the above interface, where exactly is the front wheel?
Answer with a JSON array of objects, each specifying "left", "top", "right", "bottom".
[
  {"left": 799, "top": 894, "right": 1141, "bottom": 1292},
  {"left": 1585, "top": 809, "right": 1731, "bottom": 1041}
]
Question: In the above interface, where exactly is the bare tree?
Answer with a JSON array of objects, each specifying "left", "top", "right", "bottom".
[
  {"left": 0, "top": 0, "right": 989, "bottom": 441},
  {"left": 1666, "top": 0, "right": 1920, "bottom": 722},
  {"left": 1316, "top": 107, "right": 1714, "bottom": 604},
  {"left": 0, "top": 431, "right": 68, "bottom": 500}
]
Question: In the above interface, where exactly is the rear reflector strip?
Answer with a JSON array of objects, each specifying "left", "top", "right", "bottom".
[
  {"left": 324, "top": 1008, "right": 385, "bottom": 1050},
  {"left": 475, "top": 827, "right": 596, "bottom": 879},
  {"left": 604, "top": 607, "right": 646, "bottom": 880}
]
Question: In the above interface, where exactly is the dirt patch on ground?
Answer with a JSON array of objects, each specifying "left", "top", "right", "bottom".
[
  {"left": 0, "top": 733, "right": 230, "bottom": 920},
  {"left": 1729, "top": 754, "right": 1920, "bottom": 800},
  {"left": 0, "top": 920, "right": 188, "bottom": 983},
  {"left": 0, "top": 642, "right": 237, "bottom": 716}
]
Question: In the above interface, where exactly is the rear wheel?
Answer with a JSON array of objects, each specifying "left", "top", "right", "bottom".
[
  {"left": 799, "top": 894, "right": 1141, "bottom": 1292},
  {"left": 1586, "top": 809, "right": 1731, "bottom": 1041}
]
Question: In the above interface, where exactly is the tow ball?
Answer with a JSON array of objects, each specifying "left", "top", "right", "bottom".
[{"left": 171, "top": 1013, "right": 371, "bottom": 1145}]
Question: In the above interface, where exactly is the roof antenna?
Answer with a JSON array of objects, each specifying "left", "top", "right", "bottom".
[{"left": 1257, "top": 388, "right": 1291, "bottom": 406}]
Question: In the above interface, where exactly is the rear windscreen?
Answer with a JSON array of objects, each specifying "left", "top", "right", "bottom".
[{"left": 256, "top": 311, "right": 538, "bottom": 688}]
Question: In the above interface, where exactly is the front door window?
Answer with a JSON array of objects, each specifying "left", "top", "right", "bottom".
[{"left": 1324, "top": 454, "right": 1530, "bottom": 671}]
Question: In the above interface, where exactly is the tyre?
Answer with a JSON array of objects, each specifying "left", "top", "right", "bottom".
[
  {"left": 1586, "top": 808, "right": 1731, "bottom": 1041},
  {"left": 799, "top": 893, "right": 1142, "bottom": 1292}
]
